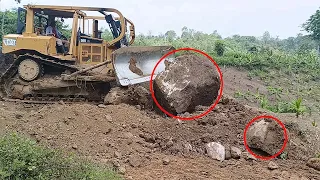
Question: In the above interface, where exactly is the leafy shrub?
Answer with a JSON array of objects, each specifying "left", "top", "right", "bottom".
[
  {"left": 0, "top": 133, "right": 122, "bottom": 180},
  {"left": 214, "top": 40, "right": 226, "bottom": 56}
]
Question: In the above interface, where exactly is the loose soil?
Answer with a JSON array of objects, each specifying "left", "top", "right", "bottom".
[{"left": 0, "top": 67, "right": 319, "bottom": 180}]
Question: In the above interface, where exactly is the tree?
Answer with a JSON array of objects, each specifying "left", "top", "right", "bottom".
[
  {"left": 214, "top": 40, "right": 225, "bottom": 56},
  {"left": 164, "top": 30, "right": 176, "bottom": 42},
  {"left": 0, "top": 9, "right": 18, "bottom": 41},
  {"left": 262, "top": 31, "right": 271, "bottom": 45},
  {"left": 303, "top": 9, "right": 320, "bottom": 42}
]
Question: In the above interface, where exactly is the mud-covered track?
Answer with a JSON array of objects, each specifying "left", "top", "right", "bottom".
[{"left": 0, "top": 53, "right": 108, "bottom": 103}]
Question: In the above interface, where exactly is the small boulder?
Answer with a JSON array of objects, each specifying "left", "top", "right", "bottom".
[
  {"left": 246, "top": 119, "right": 286, "bottom": 155},
  {"left": 114, "top": 151, "right": 121, "bottom": 158},
  {"left": 98, "top": 104, "right": 107, "bottom": 108},
  {"left": 104, "top": 87, "right": 129, "bottom": 105},
  {"left": 242, "top": 151, "right": 257, "bottom": 161},
  {"left": 129, "top": 155, "right": 142, "bottom": 167},
  {"left": 268, "top": 161, "right": 279, "bottom": 170},
  {"left": 307, "top": 158, "right": 320, "bottom": 171},
  {"left": 118, "top": 166, "right": 126, "bottom": 175},
  {"left": 230, "top": 146, "right": 241, "bottom": 159},
  {"left": 205, "top": 142, "right": 225, "bottom": 161},
  {"left": 162, "top": 157, "right": 170, "bottom": 165}
]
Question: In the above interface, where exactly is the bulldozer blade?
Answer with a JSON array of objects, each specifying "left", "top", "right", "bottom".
[{"left": 112, "top": 46, "right": 175, "bottom": 86}]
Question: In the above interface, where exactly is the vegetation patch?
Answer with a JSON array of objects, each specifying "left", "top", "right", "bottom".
[{"left": 0, "top": 133, "right": 122, "bottom": 180}]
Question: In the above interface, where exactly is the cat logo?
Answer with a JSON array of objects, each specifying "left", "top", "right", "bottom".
[{"left": 3, "top": 38, "right": 16, "bottom": 46}]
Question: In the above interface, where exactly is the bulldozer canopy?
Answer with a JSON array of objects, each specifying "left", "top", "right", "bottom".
[{"left": 31, "top": 8, "right": 83, "bottom": 18}]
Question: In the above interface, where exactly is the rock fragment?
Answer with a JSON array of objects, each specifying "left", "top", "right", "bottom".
[{"left": 205, "top": 142, "right": 225, "bottom": 161}]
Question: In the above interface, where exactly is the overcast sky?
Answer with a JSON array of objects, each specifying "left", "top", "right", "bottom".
[{"left": 1, "top": 0, "right": 319, "bottom": 39}]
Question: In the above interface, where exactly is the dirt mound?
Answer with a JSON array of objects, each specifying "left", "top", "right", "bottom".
[
  {"left": 1, "top": 95, "right": 319, "bottom": 179},
  {"left": 104, "top": 86, "right": 153, "bottom": 109},
  {"left": 153, "top": 54, "right": 220, "bottom": 115}
]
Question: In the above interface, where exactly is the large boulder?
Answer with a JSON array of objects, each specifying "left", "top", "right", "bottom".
[
  {"left": 246, "top": 119, "right": 287, "bottom": 156},
  {"left": 153, "top": 54, "right": 220, "bottom": 115}
]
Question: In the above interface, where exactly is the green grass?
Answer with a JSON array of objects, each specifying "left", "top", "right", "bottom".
[{"left": 0, "top": 133, "right": 122, "bottom": 180}]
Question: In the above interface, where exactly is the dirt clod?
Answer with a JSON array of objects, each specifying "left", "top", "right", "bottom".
[{"left": 104, "top": 86, "right": 153, "bottom": 110}]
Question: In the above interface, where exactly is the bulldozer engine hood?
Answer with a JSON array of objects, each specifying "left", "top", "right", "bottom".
[{"left": 2, "top": 34, "right": 56, "bottom": 55}]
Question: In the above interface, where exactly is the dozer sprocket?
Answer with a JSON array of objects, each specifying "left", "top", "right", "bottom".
[{"left": 0, "top": 54, "right": 110, "bottom": 104}]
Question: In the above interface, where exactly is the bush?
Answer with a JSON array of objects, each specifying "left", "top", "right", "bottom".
[
  {"left": 214, "top": 40, "right": 225, "bottom": 56},
  {"left": 0, "top": 133, "right": 122, "bottom": 180}
]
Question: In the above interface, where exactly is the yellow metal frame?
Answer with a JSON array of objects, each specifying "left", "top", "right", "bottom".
[
  {"left": 2, "top": 4, "right": 136, "bottom": 76},
  {"left": 19, "top": 5, "right": 135, "bottom": 60}
]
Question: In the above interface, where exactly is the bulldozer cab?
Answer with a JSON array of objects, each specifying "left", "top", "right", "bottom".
[{"left": 4, "top": 5, "right": 135, "bottom": 61}]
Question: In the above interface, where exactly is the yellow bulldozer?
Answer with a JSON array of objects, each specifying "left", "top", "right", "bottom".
[{"left": 0, "top": 5, "right": 174, "bottom": 103}]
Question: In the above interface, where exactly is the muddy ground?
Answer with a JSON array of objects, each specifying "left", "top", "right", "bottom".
[{"left": 0, "top": 67, "right": 319, "bottom": 180}]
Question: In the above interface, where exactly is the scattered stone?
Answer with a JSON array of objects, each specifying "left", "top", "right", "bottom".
[
  {"left": 224, "top": 146, "right": 232, "bottom": 160},
  {"left": 103, "top": 128, "right": 112, "bottom": 135},
  {"left": 183, "top": 143, "right": 193, "bottom": 152},
  {"left": 139, "top": 133, "right": 155, "bottom": 143},
  {"left": 131, "top": 123, "right": 137, "bottom": 128},
  {"left": 153, "top": 54, "right": 220, "bottom": 115},
  {"left": 205, "top": 142, "right": 225, "bottom": 161},
  {"left": 112, "top": 160, "right": 121, "bottom": 167},
  {"left": 307, "top": 158, "right": 320, "bottom": 171},
  {"left": 162, "top": 157, "right": 170, "bottom": 165},
  {"left": 71, "top": 144, "right": 78, "bottom": 150},
  {"left": 127, "top": 176, "right": 133, "bottom": 180},
  {"left": 15, "top": 113, "right": 23, "bottom": 119},
  {"left": 268, "top": 161, "right": 279, "bottom": 170},
  {"left": 230, "top": 146, "right": 241, "bottom": 159},
  {"left": 114, "top": 151, "right": 121, "bottom": 158},
  {"left": 242, "top": 152, "right": 257, "bottom": 161},
  {"left": 105, "top": 114, "right": 112, "bottom": 122},
  {"left": 98, "top": 104, "right": 107, "bottom": 108},
  {"left": 135, "top": 105, "right": 141, "bottom": 110},
  {"left": 104, "top": 87, "right": 128, "bottom": 105},
  {"left": 129, "top": 156, "right": 142, "bottom": 167},
  {"left": 58, "top": 100, "right": 66, "bottom": 105},
  {"left": 123, "top": 132, "right": 134, "bottom": 139},
  {"left": 246, "top": 119, "right": 287, "bottom": 155},
  {"left": 118, "top": 166, "right": 126, "bottom": 175}
]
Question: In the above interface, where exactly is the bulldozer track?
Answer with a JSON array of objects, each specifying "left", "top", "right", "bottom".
[{"left": 0, "top": 54, "right": 105, "bottom": 104}]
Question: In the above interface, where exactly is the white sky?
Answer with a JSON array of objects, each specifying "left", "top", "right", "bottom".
[{"left": 1, "top": 0, "right": 319, "bottom": 39}]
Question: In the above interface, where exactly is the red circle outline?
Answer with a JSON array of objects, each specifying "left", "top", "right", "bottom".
[
  {"left": 149, "top": 47, "right": 224, "bottom": 120},
  {"left": 243, "top": 115, "right": 289, "bottom": 160}
]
